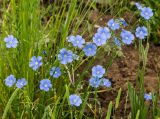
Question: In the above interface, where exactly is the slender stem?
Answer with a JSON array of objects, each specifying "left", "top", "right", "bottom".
[
  {"left": 72, "top": 66, "right": 75, "bottom": 84},
  {"left": 2, "top": 88, "right": 19, "bottom": 119},
  {"left": 64, "top": 65, "right": 73, "bottom": 85}
]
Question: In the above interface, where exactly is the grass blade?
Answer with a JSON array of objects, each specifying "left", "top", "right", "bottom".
[
  {"left": 106, "top": 101, "right": 112, "bottom": 119},
  {"left": 2, "top": 88, "right": 19, "bottom": 119}
]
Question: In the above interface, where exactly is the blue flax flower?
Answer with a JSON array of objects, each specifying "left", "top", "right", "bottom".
[
  {"left": 72, "top": 35, "right": 85, "bottom": 48},
  {"left": 135, "top": 26, "right": 148, "bottom": 39},
  {"left": 144, "top": 93, "right": 152, "bottom": 101},
  {"left": 93, "top": 33, "right": 106, "bottom": 46},
  {"left": 58, "top": 48, "right": 73, "bottom": 64},
  {"left": 40, "top": 79, "right": 52, "bottom": 92},
  {"left": 50, "top": 67, "right": 61, "bottom": 78},
  {"left": 29, "top": 56, "right": 43, "bottom": 71},
  {"left": 93, "top": 27, "right": 111, "bottom": 46},
  {"left": 92, "top": 65, "right": 105, "bottom": 78},
  {"left": 100, "top": 78, "right": 111, "bottom": 88},
  {"left": 5, "top": 75, "right": 16, "bottom": 87},
  {"left": 83, "top": 43, "right": 97, "bottom": 56},
  {"left": 69, "top": 94, "right": 82, "bottom": 107},
  {"left": 4, "top": 35, "right": 18, "bottom": 48},
  {"left": 135, "top": 2, "right": 142, "bottom": 10},
  {"left": 140, "top": 7, "right": 153, "bottom": 20},
  {"left": 67, "top": 35, "right": 75, "bottom": 42},
  {"left": 16, "top": 78, "right": 27, "bottom": 89},
  {"left": 121, "top": 30, "right": 134, "bottom": 45},
  {"left": 114, "top": 37, "right": 121, "bottom": 47},
  {"left": 89, "top": 77, "right": 101, "bottom": 88},
  {"left": 107, "top": 19, "right": 120, "bottom": 30},
  {"left": 97, "top": 27, "right": 111, "bottom": 39}
]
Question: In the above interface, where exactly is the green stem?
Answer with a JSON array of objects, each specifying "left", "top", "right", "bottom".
[
  {"left": 2, "top": 88, "right": 19, "bottom": 119},
  {"left": 64, "top": 65, "right": 73, "bottom": 84}
]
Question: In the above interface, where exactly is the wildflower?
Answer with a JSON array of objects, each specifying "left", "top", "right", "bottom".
[
  {"left": 135, "top": 2, "right": 142, "bottom": 10},
  {"left": 107, "top": 19, "right": 120, "bottom": 30},
  {"left": 29, "top": 56, "right": 43, "bottom": 71},
  {"left": 93, "top": 33, "right": 107, "bottom": 46},
  {"left": 140, "top": 7, "right": 153, "bottom": 20},
  {"left": 42, "top": 50, "right": 47, "bottom": 55},
  {"left": 5, "top": 75, "right": 16, "bottom": 87},
  {"left": 69, "top": 94, "right": 82, "bottom": 107},
  {"left": 16, "top": 78, "right": 27, "bottom": 89},
  {"left": 58, "top": 48, "right": 73, "bottom": 64},
  {"left": 135, "top": 26, "right": 148, "bottom": 39},
  {"left": 100, "top": 78, "right": 111, "bottom": 88},
  {"left": 40, "top": 79, "right": 52, "bottom": 92},
  {"left": 92, "top": 65, "right": 105, "bottom": 78},
  {"left": 118, "top": 18, "right": 128, "bottom": 27},
  {"left": 97, "top": 27, "right": 111, "bottom": 39},
  {"left": 67, "top": 35, "right": 76, "bottom": 42},
  {"left": 144, "top": 93, "right": 152, "bottom": 101},
  {"left": 4, "top": 35, "right": 18, "bottom": 48},
  {"left": 121, "top": 30, "right": 134, "bottom": 45},
  {"left": 83, "top": 43, "right": 97, "bottom": 56},
  {"left": 71, "top": 35, "right": 85, "bottom": 48},
  {"left": 93, "top": 27, "right": 111, "bottom": 46},
  {"left": 89, "top": 77, "right": 101, "bottom": 88},
  {"left": 50, "top": 67, "right": 61, "bottom": 78},
  {"left": 114, "top": 37, "right": 121, "bottom": 47}
]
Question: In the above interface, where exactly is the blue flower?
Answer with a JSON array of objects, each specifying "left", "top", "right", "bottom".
[
  {"left": 67, "top": 35, "right": 76, "bottom": 42},
  {"left": 83, "top": 43, "right": 97, "bottom": 56},
  {"left": 40, "top": 79, "right": 52, "bottom": 92},
  {"left": 58, "top": 48, "right": 73, "bottom": 64},
  {"left": 4, "top": 35, "right": 18, "bottom": 48},
  {"left": 121, "top": 30, "right": 134, "bottom": 45},
  {"left": 42, "top": 50, "right": 47, "bottom": 55},
  {"left": 93, "top": 27, "right": 111, "bottom": 46},
  {"left": 97, "top": 27, "right": 111, "bottom": 39},
  {"left": 71, "top": 35, "right": 85, "bottom": 48},
  {"left": 140, "top": 7, "right": 153, "bottom": 20},
  {"left": 69, "top": 94, "right": 82, "bottom": 107},
  {"left": 100, "top": 78, "right": 111, "bottom": 88},
  {"left": 107, "top": 19, "right": 120, "bottom": 30},
  {"left": 50, "top": 67, "right": 61, "bottom": 78},
  {"left": 93, "top": 33, "right": 106, "bottom": 46},
  {"left": 114, "top": 37, "right": 121, "bottom": 47},
  {"left": 16, "top": 78, "right": 27, "bottom": 89},
  {"left": 89, "top": 77, "right": 101, "bottom": 88},
  {"left": 92, "top": 65, "right": 105, "bottom": 78},
  {"left": 118, "top": 18, "right": 128, "bottom": 27},
  {"left": 5, "top": 75, "right": 16, "bottom": 87},
  {"left": 29, "top": 56, "right": 43, "bottom": 71},
  {"left": 135, "top": 2, "right": 142, "bottom": 10},
  {"left": 135, "top": 26, "right": 148, "bottom": 39},
  {"left": 144, "top": 93, "right": 152, "bottom": 101}
]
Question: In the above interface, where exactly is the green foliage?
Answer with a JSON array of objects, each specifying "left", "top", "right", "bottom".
[
  {"left": 115, "top": 88, "right": 121, "bottom": 109},
  {"left": 128, "top": 82, "right": 149, "bottom": 119},
  {"left": 106, "top": 101, "right": 112, "bottom": 119},
  {"left": 0, "top": 0, "right": 96, "bottom": 118}
]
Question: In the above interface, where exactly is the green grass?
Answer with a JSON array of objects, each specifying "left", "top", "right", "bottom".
[{"left": 0, "top": 0, "right": 97, "bottom": 118}]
